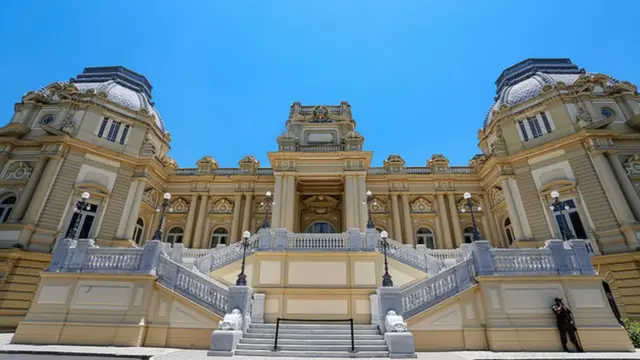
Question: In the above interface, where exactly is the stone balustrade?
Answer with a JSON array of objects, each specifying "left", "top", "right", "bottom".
[{"left": 286, "top": 232, "right": 350, "bottom": 250}]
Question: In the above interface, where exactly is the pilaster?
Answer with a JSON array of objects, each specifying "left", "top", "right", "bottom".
[
  {"left": 9, "top": 156, "right": 48, "bottom": 222},
  {"left": 193, "top": 195, "right": 209, "bottom": 248},
  {"left": 230, "top": 194, "right": 242, "bottom": 243},
  {"left": 447, "top": 193, "right": 463, "bottom": 247},
  {"left": 21, "top": 152, "right": 64, "bottom": 225},
  {"left": 241, "top": 193, "right": 253, "bottom": 236},
  {"left": 390, "top": 193, "right": 403, "bottom": 242},
  {"left": 437, "top": 194, "right": 453, "bottom": 249},
  {"left": 357, "top": 174, "right": 367, "bottom": 231},
  {"left": 182, "top": 194, "right": 198, "bottom": 247},
  {"left": 401, "top": 194, "right": 413, "bottom": 246},
  {"left": 608, "top": 153, "right": 640, "bottom": 222},
  {"left": 271, "top": 174, "right": 283, "bottom": 229},
  {"left": 123, "top": 177, "right": 148, "bottom": 240},
  {"left": 501, "top": 178, "right": 525, "bottom": 241}
]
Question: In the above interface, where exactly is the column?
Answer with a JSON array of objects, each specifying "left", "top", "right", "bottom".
[
  {"left": 501, "top": 179, "right": 525, "bottom": 240},
  {"left": 608, "top": 153, "right": 640, "bottom": 221},
  {"left": 447, "top": 193, "right": 463, "bottom": 247},
  {"left": 123, "top": 179, "right": 148, "bottom": 239},
  {"left": 344, "top": 175, "right": 355, "bottom": 229},
  {"left": 433, "top": 202, "right": 444, "bottom": 249},
  {"left": 437, "top": 194, "right": 453, "bottom": 248},
  {"left": 22, "top": 156, "right": 63, "bottom": 224},
  {"left": 241, "top": 193, "right": 254, "bottom": 235},
  {"left": 479, "top": 194, "right": 497, "bottom": 245},
  {"left": 390, "top": 194, "right": 403, "bottom": 242},
  {"left": 271, "top": 175, "right": 283, "bottom": 229},
  {"left": 192, "top": 195, "right": 209, "bottom": 248},
  {"left": 283, "top": 175, "right": 296, "bottom": 231},
  {"left": 182, "top": 194, "right": 198, "bottom": 247},
  {"left": 358, "top": 175, "right": 368, "bottom": 231},
  {"left": 230, "top": 194, "right": 243, "bottom": 243},
  {"left": 401, "top": 194, "right": 413, "bottom": 246},
  {"left": 9, "top": 157, "right": 48, "bottom": 222},
  {"left": 591, "top": 153, "right": 636, "bottom": 225}
]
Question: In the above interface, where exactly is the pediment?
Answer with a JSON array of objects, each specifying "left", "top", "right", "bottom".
[{"left": 302, "top": 195, "right": 340, "bottom": 209}]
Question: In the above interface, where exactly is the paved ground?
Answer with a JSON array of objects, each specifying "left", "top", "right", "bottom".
[{"left": 1, "top": 334, "right": 639, "bottom": 359}]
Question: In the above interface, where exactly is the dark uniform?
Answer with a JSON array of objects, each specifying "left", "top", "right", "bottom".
[{"left": 552, "top": 297, "right": 584, "bottom": 352}]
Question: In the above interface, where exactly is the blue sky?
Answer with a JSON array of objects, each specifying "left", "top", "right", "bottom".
[{"left": 1, "top": 1, "right": 638, "bottom": 169}]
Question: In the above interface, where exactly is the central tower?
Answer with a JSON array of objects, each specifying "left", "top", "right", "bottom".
[{"left": 268, "top": 102, "right": 373, "bottom": 232}]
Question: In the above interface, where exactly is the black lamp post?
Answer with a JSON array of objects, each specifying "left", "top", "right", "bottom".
[
  {"left": 461, "top": 192, "right": 482, "bottom": 242},
  {"left": 236, "top": 230, "right": 251, "bottom": 286},
  {"left": 262, "top": 191, "right": 273, "bottom": 229},
  {"left": 380, "top": 231, "right": 394, "bottom": 287},
  {"left": 68, "top": 192, "right": 91, "bottom": 241},
  {"left": 366, "top": 190, "right": 375, "bottom": 229},
  {"left": 549, "top": 190, "right": 574, "bottom": 241},
  {"left": 153, "top": 192, "right": 172, "bottom": 241}
]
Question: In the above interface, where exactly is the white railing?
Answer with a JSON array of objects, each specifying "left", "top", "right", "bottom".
[
  {"left": 384, "top": 238, "right": 448, "bottom": 275},
  {"left": 157, "top": 256, "right": 228, "bottom": 316},
  {"left": 195, "top": 234, "right": 259, "bottom": 274},
  {"left": 401, "top": 258, "right": 475, "bottom": 318},
  {"left": 423, "top": 248, "right": 465, "bottom": 264},
  {"left": 491, "top": 248, "right": 557, "bottom": 275},
  {"left": 182, "top": 248, "right": 216, "bottom": 261},
  {"left": 82, "top": 248, "right": 144, "bottom": 272},
  {"left": 287, "top": 232, "right": 349, "bottom": 250}
]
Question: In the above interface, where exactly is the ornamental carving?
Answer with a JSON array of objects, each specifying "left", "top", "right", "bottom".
[
  {"left": 457, "top": 197, "right": 481, "bottom": 212},
  {"left": 4, "top": 161, "right": 33, "bottom": 181},
  {"left": 60, "top": 104, "right": 78, "bottom": 134},
  {"left": 411, "top": 197, "right": 434, "bottom": 213},
  {"left": 489, "top": 127, "right": 508, "bottom": 156},
  {"left": 162, "top": 156, "right": 178, "bottom": 169},
  {"left": 625, "top": 155, "right": 640, "bottom": 176},
  {"left": 369, "top": 197, "right": 387, "bottom": 213},
  {"left": 575, "top": 104, "right": 593, "bottom": 126},
  {"left": 197, "top": 156, "right": 218, "bottom": 172},
  {"left": 383, "top": 155, "right": 406, "bottom": 173},
  {"left": 170, "top": 198, "right": 189, "bottom": 213},
  {"left": 427, "top": 154, "right": 450, "bottom": 172},
  {"left": 211, "top": 199, "right": 234, "bottom": 214},
  {"left": 142, "top": 188, "right": 159, "bottom": 207},
  {"left": 239, "top": 156, "right": 260, "bottom": 173},
  {"left": 140, "top": 131, "right": 157, "bottom": 157},
  {"left": 468, "top": 154, "right": 486, "bottom": 168},
  {"left": 489, "top": 187, "right": 504, "bottom": 206}
]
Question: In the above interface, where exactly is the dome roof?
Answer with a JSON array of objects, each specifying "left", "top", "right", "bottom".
[
  {"left": 483, "top": 59, "right": 585, "bottom": 129},
  {"left": 70, "top": 66, "right": 165, "bottom": 131}
]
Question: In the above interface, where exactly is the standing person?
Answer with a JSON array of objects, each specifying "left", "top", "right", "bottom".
[{"left": 552, "top": 297, "right": 584, "bottom": 352}]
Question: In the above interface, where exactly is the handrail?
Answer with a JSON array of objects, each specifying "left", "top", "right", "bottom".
[{"left": 272, "top": 318, "right": 355, "bottom": 353}]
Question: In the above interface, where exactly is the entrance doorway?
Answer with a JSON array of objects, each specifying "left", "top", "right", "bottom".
[{"left": 305, "top": 221, "right": 337, "bottom": 233}]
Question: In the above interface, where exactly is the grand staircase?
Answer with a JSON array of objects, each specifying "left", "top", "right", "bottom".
[{"left": 235, "top": 322, "right": 390, "bottom": 358}]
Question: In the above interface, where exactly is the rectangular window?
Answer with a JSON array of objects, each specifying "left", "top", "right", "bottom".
[
  {"left": 518, "top": 120, "right": 529, "bottom": 141},
  {"left": 97, "top": 117, "right": 109, "bottom": 138},
  {"left": 119, "top": 125, "right": 130, "bottom": 145},
  {"left": 540, "top": 112, "right": 553, "bottom": 133},
  {"left": 528, "top": 117, "right": 543, "bottom": 138},
  {"left": 106, "top": 121, "right": 121, "bottom": 142}
]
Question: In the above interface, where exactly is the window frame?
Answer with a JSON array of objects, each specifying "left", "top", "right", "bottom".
[
  {"left": 0, "top": 195, "right": 17, "bottom": 224},
  {"left": 165, "top": 227, "right": 184, "bottom": 244},
  {"left": 551, "top": 198, "right": 588, "bottom": 240},
  {"left": 64, "top": 202, "right": 100, "bottom": 239},
  {"left": 504, "top": 218, "right": 514, "bottom": 246},
  {"left": 210, "top": 227, "right": 229, "bottom": 248},
  {"left": 133, "top": 217, "right": 145, "bottom": 245},
  {"left": 416, "top": 227, "right": 436, "bottom": 249}
]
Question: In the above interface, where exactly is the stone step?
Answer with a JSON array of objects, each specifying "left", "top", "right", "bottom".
[
  {"left": 234, "top": 349, "right": 389, "bottom": 358},
  {"left": 250, "top": 323, "right": 378, "bottom": 330},
  {"left": 237, "top": 343, "right": 389, "bottom": 352},
  {"left": 240, "top": 337, "right": 387, "bottom": 346},
  {"left": 242, "top": 332, "right": 384, "bottom": 340},
  {"left": 246, "top": 328, "right": 380, "bottom": 335}
]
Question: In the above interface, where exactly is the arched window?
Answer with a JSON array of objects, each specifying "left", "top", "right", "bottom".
[
  {"left": 133, "top": 218, "right": 144, "bottom": 245},
  {"left": 416, "top": 228, "right": 435, "bottom": 249},
  {"left": 165, "top": 227, "right": 184, "bottom": 244},
  {"left": 210, "top": 227, "right": 229, "bottom": 247},
  {"left": 504, "top": 218, "right": 514, "bottom": 245},
  {"left": 463, "top": 227, "right": 474, "bottom": 244},
  {"left": 0, "top": 195, "right": 16, "bottom": 224},
  {"left": 305, "top": 222, "right": 337, "bottom": 233}
]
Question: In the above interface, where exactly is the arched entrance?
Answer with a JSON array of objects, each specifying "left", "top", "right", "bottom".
[{"left": 305, "top": 221, "right": 337, "bottom": 233}]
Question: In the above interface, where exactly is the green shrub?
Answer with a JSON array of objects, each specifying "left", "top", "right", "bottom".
[{"left": 624, "top": 318, "right": 640, "bottom": 348}]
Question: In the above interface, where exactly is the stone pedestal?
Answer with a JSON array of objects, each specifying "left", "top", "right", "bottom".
[
  {"left": 208, "top": 330, "right": 242, "bottom": 356},
  {"left": 385, "top": 332, "right": 417, "bottom": 358}
]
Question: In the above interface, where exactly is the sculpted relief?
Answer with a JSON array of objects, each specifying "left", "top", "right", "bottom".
[
  {"left": 3, "top": 161, "right": 33, "bottom": 181},
  {"left": 411, "top": 197, "right": 434, "bottom": 213}
]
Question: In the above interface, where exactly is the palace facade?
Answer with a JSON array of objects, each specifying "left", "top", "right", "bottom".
[{"left": 0, "top": 59, "right": 640, "bottom": 330}]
